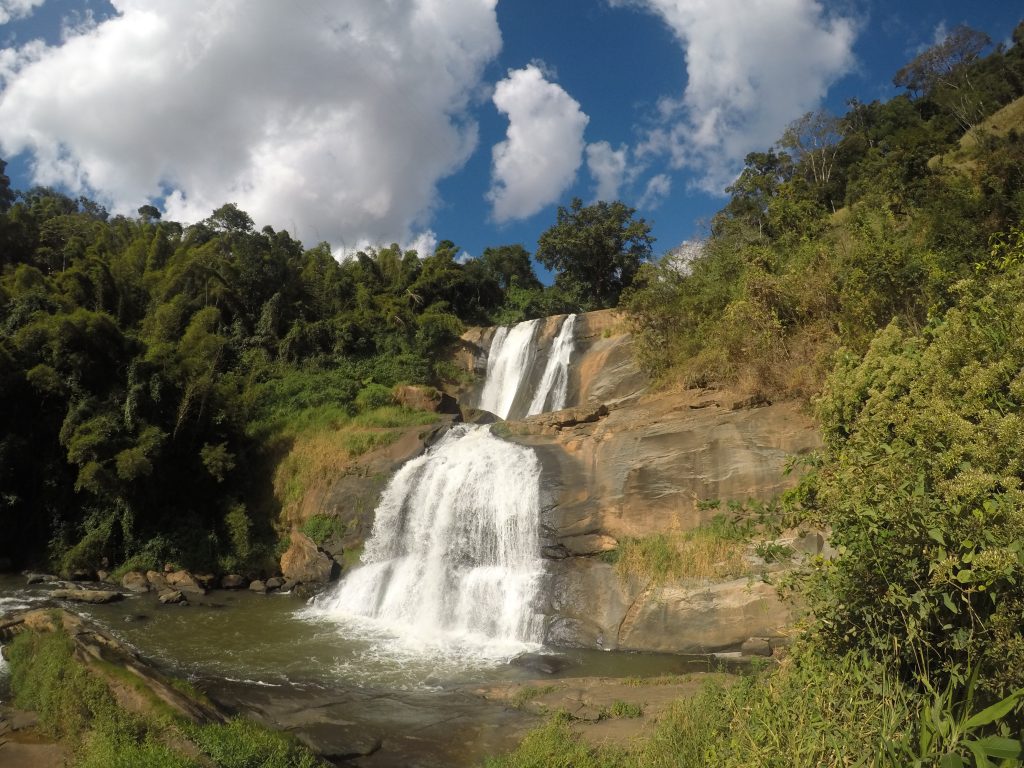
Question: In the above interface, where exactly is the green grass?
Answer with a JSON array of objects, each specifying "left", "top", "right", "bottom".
[
  {"left": 621, "top": 674, "right": 694, "bottom": 687},
  {"left": 613, "top": 522, "right": 750, "bottom": 584},
  {"left": 186, "top": 718, "right": 323, "bottom": 768},
  {"left": 601, "top": 700, "right": 643, "bottom": 719},
  {"left": 6, "top": 624, "right": 326, "bottom": 768},
  {"left": 487, "top": 651, "right": 920, "bottom": 768},
  {"left": 350, "top": 405, "right": 439, "bottom": 429},
  {"left": 510, "top": 684, "right": 557, "bottom": 710},
  {"left": 483, "top": 712, "right": 627, "bottom": 768}
]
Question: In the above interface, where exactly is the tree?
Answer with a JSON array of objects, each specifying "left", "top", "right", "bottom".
[
  {"left": 780, "top": 110, "right": 845, "bottom": 211},
  {"left": 894, "top": 24, "right": 993, "bottom": 132},
  {"left": 0, "top": 159, "right": 14, "bottom": 213},
  {"left": 716, "top": 150, "right": 794, "bottom": 238},
  {"left": 478, "top": 244, "right": 541, "bottom": 292},
  {"left": 894, "top": 24, "right": 991, "bottom": 96},
  {"left": 137, "top": 204, "right": 161, "bottom": 222},
  {"left": 536, "top": 198, "right": 653, "bottom": 310}
]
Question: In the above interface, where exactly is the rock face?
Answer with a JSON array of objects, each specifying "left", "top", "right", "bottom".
[
  {"left": 511, "top": 386, "right": 818, "bottom": 652},
  {"left": 517, "top": 391, "right": 820, "bottom": 544},
  {"left": 280, "top": 532, "right": 340, "bottom": 585}
]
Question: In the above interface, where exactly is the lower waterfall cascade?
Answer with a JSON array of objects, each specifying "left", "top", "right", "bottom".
[{"left": 311, "top": 424, "right": 545, "bottom": 657}]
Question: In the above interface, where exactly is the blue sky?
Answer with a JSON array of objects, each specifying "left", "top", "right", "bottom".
[{"left": 0, "top": 1, "right": 1019, "bottom": 264}]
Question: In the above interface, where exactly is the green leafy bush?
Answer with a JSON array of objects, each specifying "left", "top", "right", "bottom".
[
  {"left": 300, "top": 514, "right": 344, "bottom": 545},
  {"left": 354, "top": 382, "right": 394, "bottom": 412},
  {"left": 797, "top": 257, "right": 1024, "bottom": 692}
]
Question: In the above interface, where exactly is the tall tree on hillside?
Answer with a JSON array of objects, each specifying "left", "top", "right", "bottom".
[
  {"left": 894, "top": 24, "right": 993, "bottom": 132},
  {"left": 536, "top": 198, "right": 653, "bottom": 311}
]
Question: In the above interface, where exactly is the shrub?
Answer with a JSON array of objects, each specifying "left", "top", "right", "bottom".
[
  {"left": 300, "top": 514, "right": 343, "bottom": 546},
  {"left": 796, "top": 259, "right": 1024, "bottom": 692},
  {"left": 354, "top": 383, "right": 394, "bottom": 412}
]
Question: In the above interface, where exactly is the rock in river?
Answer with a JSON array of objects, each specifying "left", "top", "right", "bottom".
[{"left": 51, "top": 589, "right": 123, "bottom": 604}]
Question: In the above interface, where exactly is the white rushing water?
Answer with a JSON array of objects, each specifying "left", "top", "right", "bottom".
[
  {"left": 311, "top": 424, "right": 545, "bottom": 658},
  {"left": 476, "top": 319, "right": 539, "bottom": 419},
  {"left": 526, "top": 314, "right": 576, "bottom": 416}
]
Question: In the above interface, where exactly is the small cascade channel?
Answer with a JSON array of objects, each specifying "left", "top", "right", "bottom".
[{"left": 477, "top": 314, "right": 577, "bottom": 419}]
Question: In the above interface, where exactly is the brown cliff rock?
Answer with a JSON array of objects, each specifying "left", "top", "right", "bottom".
[{"left": 280, "top": 532, "right": 340, "bottom": 585}]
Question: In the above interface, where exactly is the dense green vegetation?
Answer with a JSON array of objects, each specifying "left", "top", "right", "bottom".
[
  {"left": 491, "top": 20, "right": 1024, "bottom": 768},
  {"left": 0, "top": 149, "right": 651, "bottom": 575},
  {"left": 5, "top": 624, "right": 324, "bottom": 767}
]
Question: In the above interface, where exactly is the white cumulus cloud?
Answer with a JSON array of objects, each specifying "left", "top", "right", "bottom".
[
  {"left": 0, "top": 0, "right": 45, "bottom": 25},
  {"left": 625, "top": 0, "right": 858, "bottom": 192},
  {"left": 488, "top": 64, "right": 589, "bottom": 223},
  {"left": 0, "top": 0, "right": 502, "bottom": 249},
  {"left": 586, "top": 140, "right": 629, "bottom": 202},
  {"left": 638, "top": 172, "right": 671, "bottom": 209}
]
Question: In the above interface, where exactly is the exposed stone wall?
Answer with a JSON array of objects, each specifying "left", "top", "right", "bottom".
[{"left": 507, "top": 387, "right": 819, "bottom": 653}]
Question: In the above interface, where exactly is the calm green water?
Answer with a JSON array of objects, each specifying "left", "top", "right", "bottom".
[{"left": 0, "top": 574, "right": 726, "bottom": 691}]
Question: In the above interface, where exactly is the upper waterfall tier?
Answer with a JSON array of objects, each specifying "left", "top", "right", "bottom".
[
  {"left": 309, "top": 424, "right": 545, "bottom": 656},
  {"left": 476, "top": 314, "right": 577, "bottom": 420}
]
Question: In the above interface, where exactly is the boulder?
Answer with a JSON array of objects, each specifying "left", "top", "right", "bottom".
[
  {"left": 459, "top": 406, "right": 499, "bottom": 425},
  {"left": 265, "top": 577, "right": 284, "bottom": 591},
  {"left": 541, "top": 544, "right": 570, "bottom": 560},
  {"left": 25, "top": 573, "right": 54, "bottom": 585},
  {"left": 280, "top": 532, "right": 340, "bottom": 585},
  {"left": 96, "top": 570, "right": 110, "bottom": 582},
  {"left": 193, "top": 573, "right": 217, "bottom": 590},
  {"left": 121, "top": 571, "right": 151, "bottom": 593},
  {"left": 740, "top": 637, "right": 773, "bottom": 657},
  {"left": 292, "top": 583, "right": 321, "bottom": 601},
  {"left": 510, "top": 653, "right": 571, "bottom": 676},
  {"left": 52, "top": 589, "right": 123, "bottom": 604},
  {"left": 220, "top": 574, "right": 247, "bottom": 590},
  {"left": 249, "top": 580, "right": 268, "bottom": 594},
  {"left": 392, "top": 384, "right": 452, "bottom": 413},
  {"left": 165, "top": 570, "right": 207, "bottom": 595},
  {"left": 617, "top": 578, "right": 792, "bottom": 654},
  {"left": 542, "top": 558, "right": 793, "bottom": 654},
  {"left": 158, "top": 589, "right": 186, "bottom": 605},
  {"left": 146, "top": 570, "right": 169, "bottom": 591}
]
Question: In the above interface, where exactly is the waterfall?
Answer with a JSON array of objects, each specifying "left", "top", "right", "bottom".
[
  {"left": 311, "top": 424, "right": 544, "bottom": 656},
  {"left": 476, "top": 314, "right": 576, "bottom": 420},
  {"left": 527, "top": 314, "right": 576, "bottom": 415},
  {"left": 476, "top": 319, "right": 539, "bottom": 419}
]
